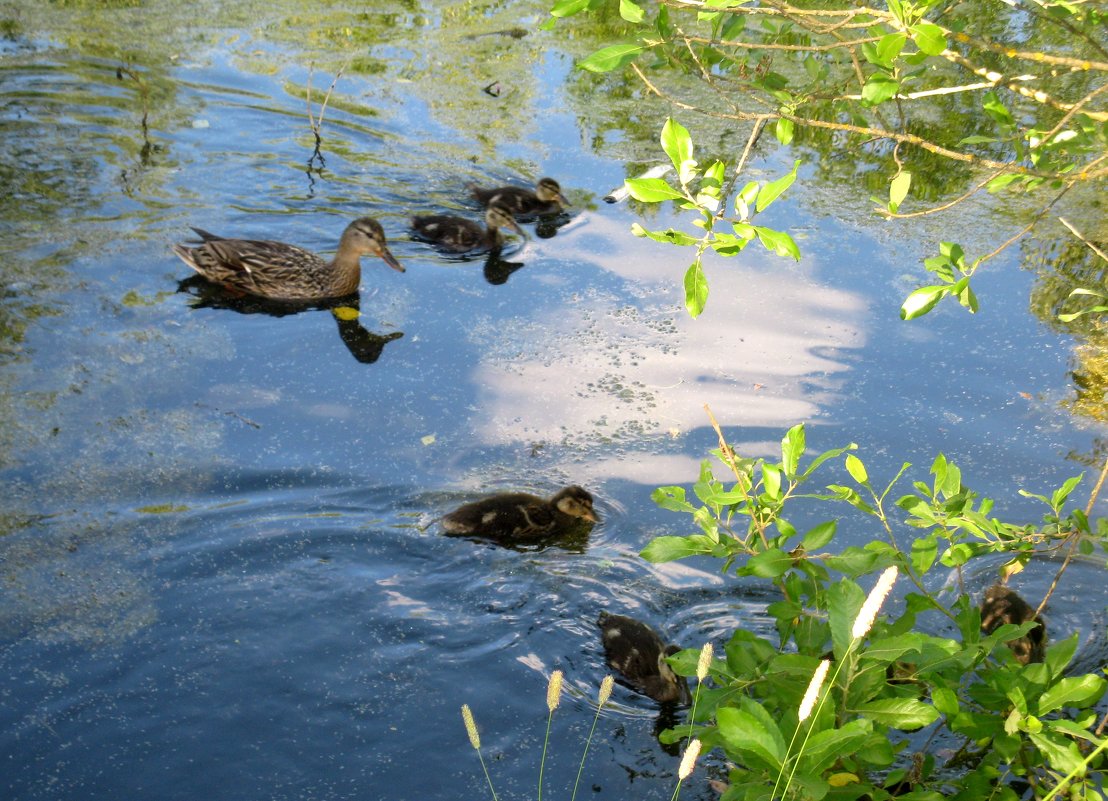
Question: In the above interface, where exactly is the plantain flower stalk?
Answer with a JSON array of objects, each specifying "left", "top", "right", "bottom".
[
  {"left": 678, "top": 739, "right": 702, "bottom": 780},
  {"left": 460, "top": 704, "right": 498, "bottom": 801},
  {"left": 797, "top": 659, "right": 831, "bottom": 723},
  {"left": 571, "top": 675, "right": 616, "bottom": 801},
  {"left": 851, "top": 566, "right": 898, "bottom": 640},
  {"left": 696, "top": 643, "right": 713, "bottom": 683}
]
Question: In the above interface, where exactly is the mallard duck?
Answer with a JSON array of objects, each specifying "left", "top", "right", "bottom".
[
  {"left": 980, "top": 584, "right": 1046, "bottom": 664},
  {"left": 468, "top": 177, "right": 568, "bottom": 216},
  {"left": 441, "top": 485, "right": 598, "bottom": 540},
  {"left": 411, "top": 205, "right": 525, "bottom": 254},
  {"left": 173, "top": 217, "right": 404, "bottom": 301},
  {"left": 597, "top": 612, "right": 691, "bottom": 704}
]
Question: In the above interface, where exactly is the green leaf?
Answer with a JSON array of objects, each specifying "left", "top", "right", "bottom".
[
  {"left": 641, "top": 535, "right": 716, "bottom": 562},
  {"left": 746, "top": 547, "right": 792, "bottom": 578},
  {"left": 781, "top": 424, "right": 805, "bottom": 478},
  {"left": 578, "top": 43, "right": 646, "bottom": 72},
  {"left": 684, "top": 260, "right": 709, "bottom": 318},
  {"left": 718, "top": 702, "right": 785, "bottom": 770},
  {"left": 619, "top": 0, "right": 645, "bottom": 23},
  {"left": 801, "top": 520, "right": 837, "bottom": 550},
  {"left": 762, "top": 463, "right": 782, "bottom": 499},
  {"left": 861, "top": 73, "right": 899, "bottom": 106},
  {"left": 874, "top": 32, "right": 907, "bottom": 65},
  {"left": 1037, "top": 675, "right": 1107, "bottom": 714},
  {"left": 755, "top": 159, "right": 800, "bottom": 212},
  {"left": 855, "top": 698, "right": 940, "bottom": 729},
  {"left": 801, "top": 719, "right": 872, "bottom": 773},
  {"left": 1028, "top": 731, "right": 1086, "bottom": 776},
  {"left": 550, "top": 0, "right": 591, "bottom": 17},
  {"left": 631, "top": 223, "right": 700, "bottom": 246},
  {"left": 900, "top": 285, "right": 948, "bottom": 320},
  {"left": 775, "top": 117, "right": 794, "bottom": 145},
  {"left": 651, "top": 485, "right": 694, "bottom": 512},
  {"left": 827, "top": 579, "right": 865, "bottom": 655},
  {"left": 1051, "top": 474, "right": 1083, "bottom": 510},
  {"left": 625, "top": 177, "right": 685, "bottom": 202},
  {"left": 755, "top": 227, "right": 801, "bottom": 260},
  {"left": 845, "top": 454, "right": 869, "bottom": 485},
  {"left": 910, "top": 22, "right": 947, "bottom": 55},
  {"left": 889, "top": 171, "right": 911, "bottom": 211},
  {"left": 661, "top": 118, "right": 695, "bottom": 179},
  {"left": 931, "top": 687, "right": 959, "bottom": 717}
]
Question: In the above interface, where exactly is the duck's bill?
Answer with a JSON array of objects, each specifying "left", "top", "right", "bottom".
[
  {"left": 378, "top": 247, "right": 406, "bottom": 272},
  {"left": 507, "top": 219, "right": 528, "bottom": 239},
  {"left": 557, "top": 192, "right": 570, "bottom": 207}
]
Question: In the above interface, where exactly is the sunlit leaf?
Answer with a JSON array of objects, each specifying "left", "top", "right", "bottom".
[
  {"left": 861, "top": 73, "right": 899, "bottom": 106},
  {"left": 1038, "top": 675, "right": 1107, "bottom": 714},
  {"left": 755, "top": 227, "right": 801, "bottom": 260},
  {"left": 874, "top": 33, "right": 907, "bottom": 66},
  {"left": 746, "top": 547, "right": 792, "bottom": 578},
  {"left": 846, "top": 454, "right": 869, "bottom": 484},
  {"left": 550, "top": 0, "right": 591, "bottom": 17},
  {"left": 619, "top": 0, "right": 645, "bottom": 23},
  {"left": 801, "top": 520, "right": 836, "bottom": 550},
  {"left": 910, "top": 22, "right": 947, "bottom": 55},
  {"left": 781, "top": 424, "right": 805, "bottom": 477},
  {"left": 578, "top": 43, "right": 645, "bottom": 72},
  {"left": 641, "top": 534, "right": 717, "bottom": 562},
  {"left": 631, "top": 222, "right": 700, "bottom": 246},
  {"left": 755, "top": 159, "right": 800, "bottom": 212},
  {"left": 889, "top": 171, "right": 911, "bottom": 210},
  {"left": 718, "top": 702, "right": 785, "bottom": 770},
  {"left": 661, "top": 118, "right": 695, "bottom": 179},
  {"left": 775, "top": 117, "right": 794, "bottom": 145},
  {"left": 900, "top": 285, "right": 948, "bottom": 320},
  {"left": 684, "top": 259, "right": 708, "bottom": 317},
  {"left": 625, "top": 177, "right": 685, "bottom": 202}
]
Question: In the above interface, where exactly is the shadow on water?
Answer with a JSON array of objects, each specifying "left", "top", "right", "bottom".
[{"left": 176, "top": 276, "right": 404, "bottom": 364}]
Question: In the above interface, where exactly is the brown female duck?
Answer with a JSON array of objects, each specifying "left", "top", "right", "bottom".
[
  {"left": 441, "top": 485, "right": 598, "bottom": 540},
  {"left": 411, "top": 205, "right": 525, "bottom": 254},
  {"left": 980, "top": 584, "right": 1046, "bottom": 664},
  {"left": 597, "top": 612, "right": 691, "bottom": 704},
  {"left": 468, "top": 177, "right": 568, "bottom": 216},
  {"left": 173, "top": 217, "right": 404, "bottom": 301}
]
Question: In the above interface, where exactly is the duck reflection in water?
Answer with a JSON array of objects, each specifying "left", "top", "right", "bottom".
[{"left": 176, "top": 277, "right": 403, "bottom": 365}]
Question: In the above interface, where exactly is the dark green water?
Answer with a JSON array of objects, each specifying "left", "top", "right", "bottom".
[{"left": 1, "top": 2, "right": 1104, "bottom": 799}]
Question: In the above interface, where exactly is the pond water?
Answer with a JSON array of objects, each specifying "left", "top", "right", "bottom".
[{"left": 1, "top": 2, "right": 1105, "bottom": 800}]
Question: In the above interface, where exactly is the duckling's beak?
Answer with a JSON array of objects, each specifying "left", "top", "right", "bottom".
[
  {"left": 376, "top": 245, "right": 405, "bottom": 272},
  {"left": 557, "top": 191, "right": 570, "bottom": 207},
  {"left": 581, "top": 507, "right": 599, "bottom": 523}
]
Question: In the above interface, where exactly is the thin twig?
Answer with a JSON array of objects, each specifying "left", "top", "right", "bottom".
[
  {"left": 880, "top": 169, "right": 1006, "bottom": 220},
  {"left": 1059, "top": 217, "right": 1108, "bottom": 263}
]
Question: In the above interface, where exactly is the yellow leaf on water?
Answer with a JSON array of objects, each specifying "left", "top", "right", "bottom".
[
  {"left": 421, "top": 434, "right": 436, "bottom": 446},
  {"left": 332, "top": 306, "right": 360, "bottom": 321}
]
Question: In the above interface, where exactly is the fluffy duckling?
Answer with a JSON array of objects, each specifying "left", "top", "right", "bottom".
[
  {"left": 469, "top": 177, "right": 569, "bottom": 216},
  {"left": 980, "top": 584, "right": 1046, "bottom": 664},
  {"left": 173, "top": 217, "right": 403, "bottom": 301},
  {"left": 441, "top": 485, "right": 598, "bottom": 541},
  {"left": 597, "top": 612, "right": 691, "bottom": 705},
  {"left": 411, "top": 205, "right": 525, "bottom": 254}
]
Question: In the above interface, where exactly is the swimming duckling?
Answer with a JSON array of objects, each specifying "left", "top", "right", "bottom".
[
  {"left": 441, "top": 485, "right": 598, "bottom": 540},
  {"left": 980, "top": 584, "right": 1046, "bottom": 664},
  {"left": 468, "top": 177, "right": 569, "bottom": 216},
  {"left": 411, "top": 205, "right": 525, "bottom": 254},
  {"left": 597, "top": 612, "right": 691, "bottom": 705},
  {"left": 173, "top": 218, "right": 404, "bottom": 301}
]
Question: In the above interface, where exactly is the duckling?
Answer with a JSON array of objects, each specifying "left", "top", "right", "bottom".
[
  {"left": 597, "top": 612, "right": 691, "bottom": 704},
  {"left": 411, "top": 205, "right": 525, "bottom": 254},
  {"left": 468, "top": 177, "right": 569, "bottom": 216},
  {"left": 441, "top": 485, "right": 598, "bottom": 540},
  {"left": 173, "top": 217, "right": 403, "bottom": 301},
  {"left": 980, "top": 584, "right": 1046, "bottom": 664}
]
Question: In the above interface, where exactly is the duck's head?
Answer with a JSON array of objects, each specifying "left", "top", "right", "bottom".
[
  {"left": 343, "top": 218, "right": 405, "bottom": 272},
  {"left": 552, "top": 485, "right": 598, "bottom": 523},
  {"left": 486, "top": 205, "right": 526, "bottom": 239},
  {"left": 536, "top": 177, "right": 569, "bottom": 207}
]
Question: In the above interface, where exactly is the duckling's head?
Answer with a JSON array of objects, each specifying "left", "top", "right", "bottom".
[
  {"left": 981, "top": 584, "right": 1046, "bottom": 664},
  {"left": 552, "top": 485, "right": 598, "bottom": 523},
  {"left": 536, "top": 177, "right": 569, "bottom": 207},
  {"left": 343, "top": 218, "right": 405, "bottom": 272},
  {"left": 486, "top": 204, "right": 526, "bottom": 239},
  {"left": 652, "top": 644, "right": 692, "bottom": 704}
]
